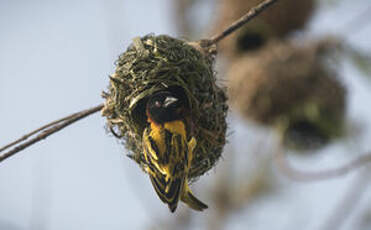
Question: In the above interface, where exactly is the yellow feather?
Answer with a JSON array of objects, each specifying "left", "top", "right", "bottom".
[
  {"left": 143, "top": 119, "right": 207, "bottom": 212},
  {"left": 164, "top": 120, "right": 186, "bottom": 138},
  {"left": 149, "top": 122, "right": 166, "bottom": 157}
]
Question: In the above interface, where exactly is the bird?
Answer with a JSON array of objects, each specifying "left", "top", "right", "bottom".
[{"left": 142, "top": 90, "right": 208, "bottom": 212}]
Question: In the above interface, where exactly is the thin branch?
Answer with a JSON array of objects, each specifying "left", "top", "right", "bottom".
[
  {"left": 274, "top": 144, "right": 371, "bottom": 182},
  {"left": 0, "top": 112, "right": 81, "bottom": 153},
  {"left": 0, "top": 0, "right": 278, "bottom": 164},
  {"left": 0, "top": 104, "right": 103, "bottom": 163},
  {"left": 206, "top": 0, "right": 278, "bottom": 46}
]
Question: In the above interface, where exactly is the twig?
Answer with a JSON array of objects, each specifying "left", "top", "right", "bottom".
[
  {"left": 274, "top": 144, "right": 371, "bottom": 182},
  {"left": 0, "top": 0, "right": 278, "bottom": 164},
  {"left": 0, "top": 104, "right": 103, "bottom": 163},
  {"left": 0, "top": 112, "right": 82, "bottom": 153},
  {"left": 205, "top": 0, "right": 278, "bottom": 46}
]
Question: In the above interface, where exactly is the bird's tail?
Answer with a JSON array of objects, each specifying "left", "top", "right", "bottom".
[
  {"left": 181, "top": 182, "right": 208, "bottom": 211},
  {"left": 149, "top": 174, "right": 182, "bottom": 213}
]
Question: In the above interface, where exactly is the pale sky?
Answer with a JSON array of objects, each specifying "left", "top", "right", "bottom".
[{"left": 1, "top": 0, "right": 371, "bottom": 230}]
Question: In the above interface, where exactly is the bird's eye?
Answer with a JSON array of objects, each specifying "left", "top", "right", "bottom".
[{"left": 155, "top": 101, "right": 161, "bottom": 107}]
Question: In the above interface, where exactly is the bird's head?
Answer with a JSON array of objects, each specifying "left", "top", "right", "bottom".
[{"left": 146, "top": 91, "right": 183, "bottom": 124}]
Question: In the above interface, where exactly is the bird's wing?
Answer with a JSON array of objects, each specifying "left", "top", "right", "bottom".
[{"left": 143, "top": 127, "right": 187, "bottom": 212}]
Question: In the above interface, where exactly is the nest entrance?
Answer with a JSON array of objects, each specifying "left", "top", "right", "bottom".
[
  {"left": 236, "top": 32, "right": 266, "bottom": 53},
  {"left": 284, "top": 120, "right": 329, "bottom": 149},
  {"left": 102, "top": 34, "right": 228, "bottom": 181},
  {"left": 131, "top": 85, "right": 189, "bottom": 133}
]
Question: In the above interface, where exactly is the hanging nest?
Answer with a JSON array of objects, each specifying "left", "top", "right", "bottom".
[
  {"left": 212, "top": 0, "right": 315, "bottom": 60},
  {"left": 228, "top": 39, "right": 346, "bottom": 149},
  {"left": 102, "top": 34, "right": 228, "bottom": 180}
]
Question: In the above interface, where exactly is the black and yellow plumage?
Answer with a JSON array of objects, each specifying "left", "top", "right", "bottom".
[{"left": 142, "top": 91, "right": 208, "bottom": 212}]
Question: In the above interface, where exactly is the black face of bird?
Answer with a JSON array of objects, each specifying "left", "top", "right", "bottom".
[{"left": 146, "top": 91, "right": 183, "bottom": 124}]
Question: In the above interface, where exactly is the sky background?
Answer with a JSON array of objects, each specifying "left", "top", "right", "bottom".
[{"left": 0, "top": 0, "right": 371, "bottom": 229}]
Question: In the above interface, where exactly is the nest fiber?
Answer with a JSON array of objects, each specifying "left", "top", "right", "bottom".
[{"left": 102, "top": 34, "right": 228, "bottom": 180}]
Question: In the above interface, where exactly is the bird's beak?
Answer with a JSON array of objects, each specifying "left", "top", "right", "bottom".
[{"left": 163, "top": 96, "right": 178, "bottom": 107}]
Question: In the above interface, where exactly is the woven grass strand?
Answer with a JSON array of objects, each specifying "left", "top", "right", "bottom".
[{"left": 0, "top": 0, "right": 279, "bottom": 165}]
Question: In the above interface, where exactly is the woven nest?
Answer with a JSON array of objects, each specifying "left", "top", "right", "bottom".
[
  {"left": 212, "top": 0, "right": 315, "bottom": 60},
  {"left": 228, "top": 39, "right": 346, "bottom": 149},
  {"left": 102, "top": 34, "right": 228, "bottom": 180}
]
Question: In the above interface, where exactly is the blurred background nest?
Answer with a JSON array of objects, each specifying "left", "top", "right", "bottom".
[
  {"left": 208, "top": 0, "right": 348, "bottom": 150},
  {"left": 1, "top": 0, "right": 371, "bottom": 230},
  {"left": 227, "top": 38, "right": 346, "bottom": 149},
  {"left": 157, "top": 0, "right": 371, "bottom": 229},
  {"left": 212, "top": 0, "right": 316, "bottom": 60}
]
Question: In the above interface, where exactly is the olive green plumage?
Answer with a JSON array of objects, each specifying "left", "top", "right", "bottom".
[{"left": 102, "top": 34, "right": 228, "bottom": 180}]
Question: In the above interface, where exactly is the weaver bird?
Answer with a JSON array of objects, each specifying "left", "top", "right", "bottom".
[{"left": 142, "top": 91, "right": 208, "bottom": 212}]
